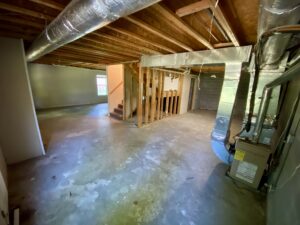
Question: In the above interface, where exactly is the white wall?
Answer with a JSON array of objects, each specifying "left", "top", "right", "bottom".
[
  {"left": 28, "top": 63, "right": 107, "bottom": 109},
  {"left": 107, "top": 65, "right": 124, "bottom": 113},
  {"left": 179, "top": 74, "right": 192, "bottom": 114},
  {"left": 0, "top": 146, "right": 6, "bottom": 184},
  {"left": 0, "top": 145, "right": 8, "bottom": 225},
  {"left": 0, "top": 37, "right": 44, "bottom": 164},
  {"left": 164, "top": 76, "right": 179, "bottom": 91}
]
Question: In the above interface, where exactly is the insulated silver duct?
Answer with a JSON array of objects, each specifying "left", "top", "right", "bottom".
[
  {"left": 258, "top": 0, "right": 300, "bottom": 68},
  {"left": 26, "top": 0, "right": 161, "bottom": 62}
]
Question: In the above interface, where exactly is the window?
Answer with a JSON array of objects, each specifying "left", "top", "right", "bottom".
[{"left": 96, "top": 75, "right": 107, "bottom": 96}]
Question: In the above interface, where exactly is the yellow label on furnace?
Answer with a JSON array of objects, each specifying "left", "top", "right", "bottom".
[{"left": 234, "top": 150, "right": 246, "bottom": 161}]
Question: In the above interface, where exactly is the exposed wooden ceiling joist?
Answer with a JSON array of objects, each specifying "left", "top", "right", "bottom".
[
  {"left": 0, "top": 2, "right": 53, "bottom": 20},
  {"left": 28, "top": 0, "right": 64, "bottom": 11},
  {"left": 176, "top": 0, "right": 210, "bottom": 17},
  {"left": 125, "top": 16, "right": 193, "bottom": 52},
  {"left": 175, "top": 0, "right": 239, "bottom": 47},
  {"left": 93, "top": 32, "right": 161, "bottom": 54},
  {"left": 153, "top": 3, "right": 213, "bottom": 50},
  {"left": 0, "top": 0, "right": 258, "bottom": 70},
  {"left": 106, "top": 25, "right": 177, "bottom": 53}
]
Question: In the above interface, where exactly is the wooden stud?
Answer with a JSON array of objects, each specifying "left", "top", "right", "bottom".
[
  {"left": 150, "top": 69, "right": 157, "bottom": 122},
  {"left": 137, "top": 66, "right": 143, "bottom": 127},
  {"left": 160, "top": 72, "right": 165, "bottom": 119},
  {"left": 125, "top": 16, "right": 193, "bottom": 52},
  {"left": 176, "top": 0, "right": 210, "bottom": 17},
  {"left": 156, "top": 71, "right": 163, "bottom": 120},
  {"left": 144, "top": 68, "right": 151, "bottom": 124},
  {"left": 130, "top": 75, "right": 134, "bottom": 118},
  {"left": 177, "top": 75, "right": 184, "bottom": 114},
  {"left": 106, "top": 26, "right": 177, "bottom": 53},
  {"left": 165, "top": 90, "right": 170, "bottom": 116},
  {"left": 173, "top": 90, "right": 178, "bottom": 114},
  {"left": 169, "top": 90, "right": 174, "bottom": 116},
  {"left": 153, "top": 4, "right": 213, "bottom": 50}
]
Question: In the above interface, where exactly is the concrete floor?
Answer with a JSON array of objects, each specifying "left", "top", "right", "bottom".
[{"left": 8, "top": 104, "right": 266, "bottom": 225}]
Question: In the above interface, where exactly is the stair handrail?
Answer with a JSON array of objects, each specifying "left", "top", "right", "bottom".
[{"left": 109, "top": 81, "right": 123, "bottom": 95}]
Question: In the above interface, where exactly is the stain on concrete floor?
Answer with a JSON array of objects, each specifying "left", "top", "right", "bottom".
[{"left": 8, "top": 104, "right": 266, "bottom": 225}]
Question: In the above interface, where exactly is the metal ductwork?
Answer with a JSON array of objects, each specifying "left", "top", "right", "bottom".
[
  {"left": 258, "top": 0, "right": 300, "bottom": 68},
  {"left": 26, "top": 0, "right": 160, "bottom": 62},
  {"left": 253, "top": 62, "right": 300, "bottom": 142}
]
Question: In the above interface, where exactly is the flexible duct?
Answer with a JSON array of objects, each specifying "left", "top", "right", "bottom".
[
  {"left": 258, "top": 0, "right": 300, "bottom": 68},
  {"left": 26, "top": 0, "right": 160, "bottom": 62}
]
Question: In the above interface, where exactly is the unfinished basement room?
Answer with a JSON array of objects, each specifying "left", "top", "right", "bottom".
[{"left": 0, "top": 0, "right": 300, "bottom": 224}]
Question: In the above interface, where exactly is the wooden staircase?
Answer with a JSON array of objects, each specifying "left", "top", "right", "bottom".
[{"left": 110, "top": 103, "right": 123, "bottom": 120}]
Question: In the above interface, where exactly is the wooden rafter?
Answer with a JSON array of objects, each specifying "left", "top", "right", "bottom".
[
  {"left": 125, "top": 16, "right": 193, "bottom": 52},
  {"left": 153, "top": 4, "right": 213, "bottom": 49},
  {"left": 0, "top": 2, "right": 53, "bottom": 20},
  {"left": 28, "top": 0, "right": 64, "bottom": 11},
  {"left": 106, "top": 25, "right": 177, "bottom": 53}
]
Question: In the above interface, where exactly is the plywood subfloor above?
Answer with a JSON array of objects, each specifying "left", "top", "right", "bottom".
[{"left": 0, "top": 0, "right": 259, "bottom": 69}]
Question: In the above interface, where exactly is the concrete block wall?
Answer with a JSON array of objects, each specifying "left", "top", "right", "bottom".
[{"left": 194, "top": 71, "right": 250, "bottom": 118}]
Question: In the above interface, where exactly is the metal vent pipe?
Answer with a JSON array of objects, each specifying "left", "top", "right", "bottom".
[
  {"left": 258, "top": 0, "right": 300, "bottom": 68},
  {"left": 26, "top": 0, "right": 160, "bottom": 62}
]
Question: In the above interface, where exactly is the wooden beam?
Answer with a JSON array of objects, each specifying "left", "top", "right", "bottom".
[
  {"left": 137, "top": 66, "right": 144, "bottom": 127},
  {"left": 176, "top": 0, "right": 210, "bottom": 17},
  {"left": 106, "top": 25, "right": 177, "bottom": 53},
  {"left": 208, "top": 0, "right": 239, "bottom": 46},
  {"left": 0, "top": 2, "right": 53, "bottom": 20},
  {"left": 28, "top": 0, "right": 64, "bottom": 11},
  {"left": 153, "top": 4, "right": 213, "bottom": 50},
  {"left": 125, "top": 16, "right": 193, "bottom": 52},
  {"left": 150, "top": 70, "right": 157, "bottom": 122},
  {"left": 93, "top": 33, "right": 161, "bottom": 54}
]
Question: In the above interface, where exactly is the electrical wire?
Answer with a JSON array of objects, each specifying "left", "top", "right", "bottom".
[{"left": 197, "top": 0, "right": 220, "bottom": 90}]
